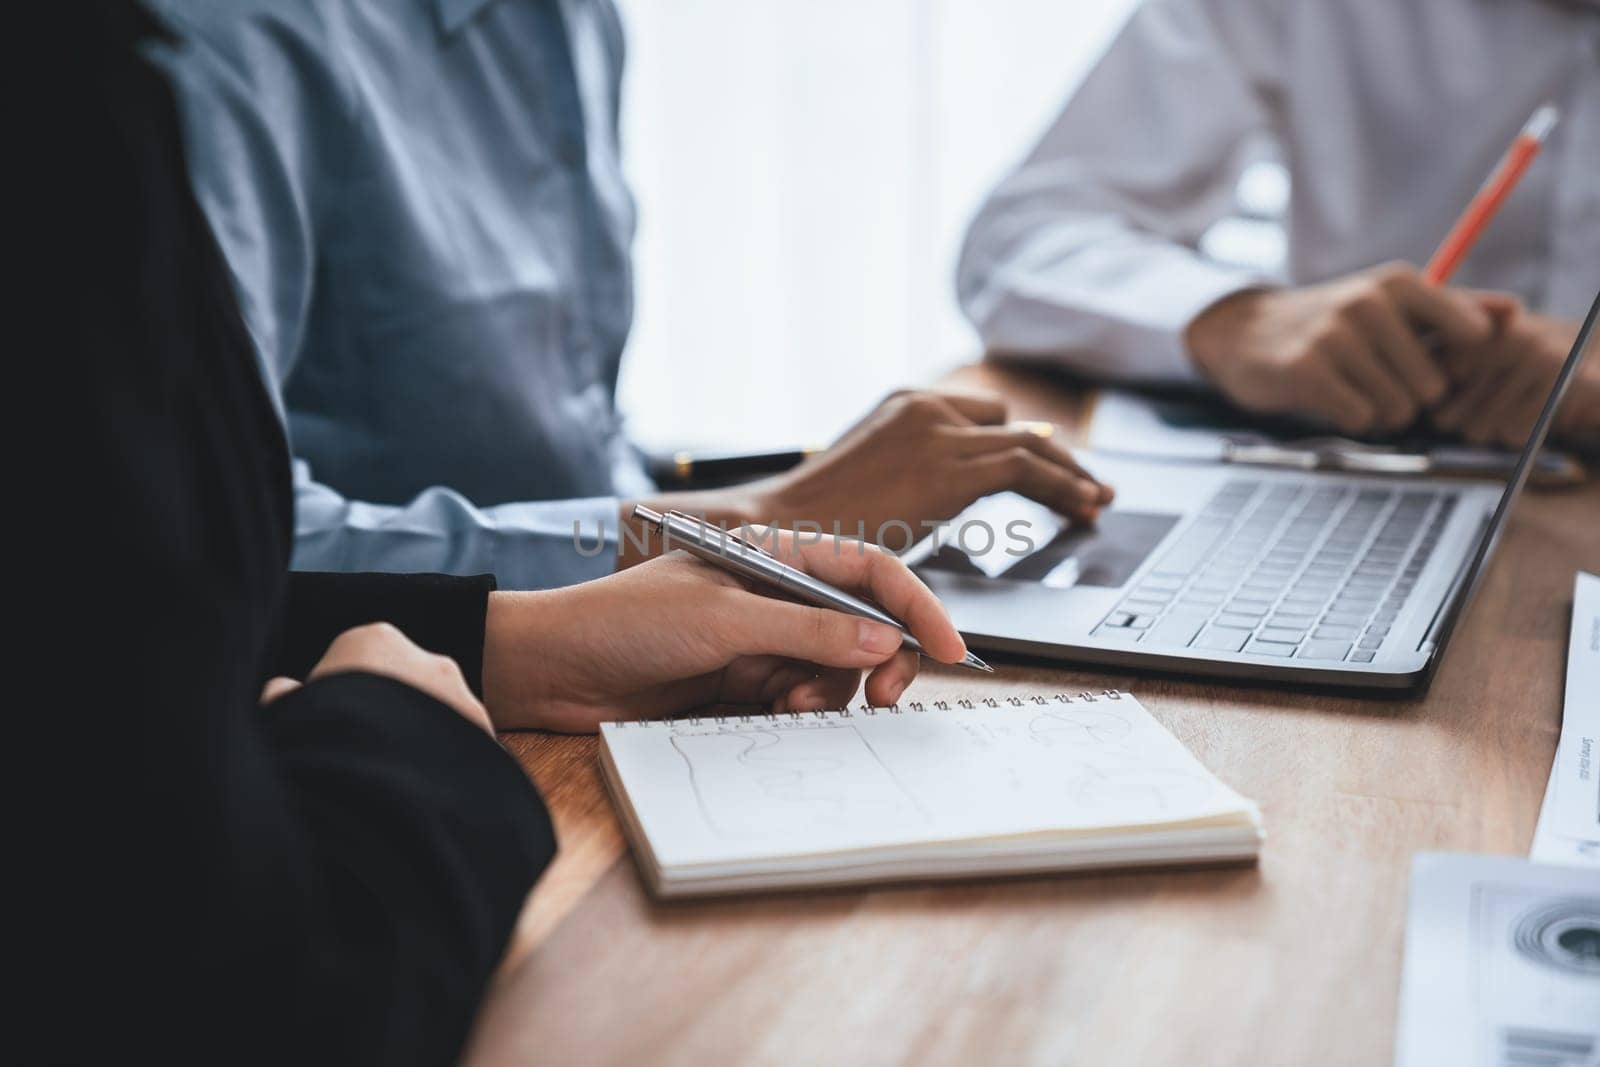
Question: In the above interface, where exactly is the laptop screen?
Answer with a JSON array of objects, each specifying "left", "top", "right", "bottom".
[{"left": 1423, "top": 292, "right": 1600, "bottom": 661}]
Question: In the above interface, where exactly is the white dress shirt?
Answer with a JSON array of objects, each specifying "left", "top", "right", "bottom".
[{"left": 957, "top": 0, "right": 1600, "bottom": 384}]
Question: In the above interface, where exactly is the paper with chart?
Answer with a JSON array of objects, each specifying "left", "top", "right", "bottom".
[
  {"left": 1394, "top": 854, "right": 1600, "bottom": 1067},
  {"left": 1531, "top": 572, "right": 1599, "bottom": 868},
  {"left": 600, "top": 694, "right": 1259, "bottom": 869}
]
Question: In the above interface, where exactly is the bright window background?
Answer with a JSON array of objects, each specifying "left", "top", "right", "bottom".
[{"left": 613, "top": 0, "right": 1144, "bottom": 454}]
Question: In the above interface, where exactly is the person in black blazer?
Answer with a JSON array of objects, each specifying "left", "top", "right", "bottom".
[{"left": 31, "top": 5, "right": 967, "bottom": 1061}]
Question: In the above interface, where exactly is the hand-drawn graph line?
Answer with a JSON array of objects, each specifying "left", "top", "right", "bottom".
[
  {"left": 669, "top": 725, "right": 929, "bottom": 839},
  {"left": 1060, "top": 765, "right": 1214, "bottom": 813},
  {"left": 1029, "top": 710, "right": 1216, "bottom": 811},
  {"left": 1028, "top": 708, "right": 1134, "bottom": 746}
]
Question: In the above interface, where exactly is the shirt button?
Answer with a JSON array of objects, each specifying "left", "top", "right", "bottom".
[{"left": 557, "top": 135, "right": 585, "bottom": 169}]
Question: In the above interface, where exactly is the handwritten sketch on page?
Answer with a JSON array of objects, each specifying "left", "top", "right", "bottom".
[
  {"left": 669, "top": 727, "right": 925, "bottom": 840},
  {"left": 603, "top": 695, "right": 1257, "bottom": 869}
]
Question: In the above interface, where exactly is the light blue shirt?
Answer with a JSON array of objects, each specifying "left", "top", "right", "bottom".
[{"left": 151, "top": 0, "right": 649, "bottom": 588}]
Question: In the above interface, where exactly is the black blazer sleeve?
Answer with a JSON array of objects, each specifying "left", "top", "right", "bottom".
[
  {"left": 276, "top": 571, "right": 499, "bottom": 694},
  {"left": 31, "top": 8, "right": 556, "bottom": 1062},
  {"left": 257, "top": 672, "right": 554, "bottom": 1064}
]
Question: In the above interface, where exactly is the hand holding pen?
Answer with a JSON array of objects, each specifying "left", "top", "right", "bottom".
[
  {"left": 634, "top": 505, "right": 991, "bottom": 669},
  {"left": 485, "top": 517, "right": 979, "bottom": 730}
]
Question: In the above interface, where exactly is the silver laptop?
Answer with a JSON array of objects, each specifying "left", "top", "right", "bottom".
[{"left": 908, "top": 294, "right": 1597, "bottom": 690}]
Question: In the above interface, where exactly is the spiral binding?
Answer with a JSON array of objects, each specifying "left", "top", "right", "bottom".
[{"left": 620, "top": 689, "right": 1126, "bottom": 727}]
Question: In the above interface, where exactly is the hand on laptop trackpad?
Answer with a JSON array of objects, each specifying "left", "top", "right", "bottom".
[{"left": 921, "top": 509, "right": 1180, "bottom": 589}]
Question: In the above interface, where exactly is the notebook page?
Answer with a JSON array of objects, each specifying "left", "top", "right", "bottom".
[{"left": 602, "top": 694, "right": 1259, "bottom": 869}]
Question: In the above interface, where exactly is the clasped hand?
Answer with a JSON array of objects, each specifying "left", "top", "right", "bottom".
[{"left": 1185, "top": 262, "right": 1595, "bottom": 448}]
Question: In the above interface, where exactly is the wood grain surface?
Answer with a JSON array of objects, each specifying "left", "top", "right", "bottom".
[{"left": 469, "top": 363, "right": 1598, "bottom": 1067}]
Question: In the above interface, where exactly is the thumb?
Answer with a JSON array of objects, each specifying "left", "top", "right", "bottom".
[
  {"left": 725, "top": 596, "right": 904, "bottom": 669},
  {"left": 260, "top": 676, "right": 303, "bottom": 705},
  {"left": 1463, "top": 289, "right": 1521, "bottom": 330}
]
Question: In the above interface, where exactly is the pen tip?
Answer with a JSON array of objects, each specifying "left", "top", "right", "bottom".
[{"left": 967, "top": 654, "right": 995, "bottom": 673}]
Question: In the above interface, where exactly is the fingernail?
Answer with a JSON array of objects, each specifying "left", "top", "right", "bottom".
[
  {"left": 859, "top": 621, "right": 901, "bottom": 655},
  {"left": 886, "top": 678, "right": 908, "bottom": 704}
]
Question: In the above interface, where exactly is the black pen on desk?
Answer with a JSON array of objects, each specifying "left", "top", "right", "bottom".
[
  {"left": 657, "top": 424, "right": 1053, "bottom": 485},
  {"left": 654, "top": 446, "right": 820, "bottom": 485},
  {"left": 631, "top": 504, "right": 995, "bottom": 673}
]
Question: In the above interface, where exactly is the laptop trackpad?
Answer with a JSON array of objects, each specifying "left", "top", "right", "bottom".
[{"left": 922, "top": 510, "right": 1180, "bottom": 589}]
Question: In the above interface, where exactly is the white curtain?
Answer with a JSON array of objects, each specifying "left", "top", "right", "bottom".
[{"left": 614, "top": 0, "right": 1142, "bottom": 453}]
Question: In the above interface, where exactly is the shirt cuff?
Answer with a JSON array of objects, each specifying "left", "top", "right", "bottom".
[
  {"left": 292, "top": 468, "right": 623, "bottom": 592},
  {"left": 486, "top": 496, "right": 621, "bottom": 590},
  {"left": 1110, "top": 259, "right": 1272, "bottom": 385}
]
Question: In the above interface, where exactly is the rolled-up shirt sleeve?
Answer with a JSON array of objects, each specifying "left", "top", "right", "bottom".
[
  {"left": 291, "top": 460, "right": 619, "bottom": 590},
  {"left": 956, "top": 0, "right": 1286, "bottom": 384}
]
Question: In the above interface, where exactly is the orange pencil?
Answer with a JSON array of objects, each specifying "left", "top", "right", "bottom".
[{"left": 1424, "top": 104, "right": 1560, "bottom": 285}]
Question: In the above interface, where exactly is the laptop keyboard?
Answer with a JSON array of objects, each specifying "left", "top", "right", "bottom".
[{"left": 1094, "top": 480, "right": 1458, "bottom": 664}]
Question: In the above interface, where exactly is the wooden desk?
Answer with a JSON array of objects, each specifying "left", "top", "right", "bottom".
[{"left": 469, "top": 364, "right": 1598, "bottom": 1067}]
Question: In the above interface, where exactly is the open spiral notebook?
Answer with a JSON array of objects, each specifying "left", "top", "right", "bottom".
[{"left": 600, "top": 691, "right": 1265, "bottom": 898}]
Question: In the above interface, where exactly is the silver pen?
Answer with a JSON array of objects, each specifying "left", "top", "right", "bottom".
[{"left": 632, "top": 505, "right": 994, "bottom": 673}]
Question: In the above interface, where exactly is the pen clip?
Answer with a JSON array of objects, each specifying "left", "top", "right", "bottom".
[{"left": 722, "top": 529, "right": 781, "bottom": 562}]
